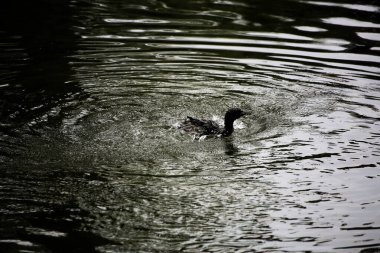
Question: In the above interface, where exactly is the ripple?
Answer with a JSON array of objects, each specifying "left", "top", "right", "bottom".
[
  {"left": 2, "top": 0, "right": 380, "bottom": 252},
  {"left": 294, "top": 26, "right": 328, "bottom": 32},
  {"left": 148, "top": 43, "right": 380, "bottom": 64},
  {"left": 104, "top": 18, "right": 169, "bottom": 24},
  {"left": 238, "top": 31, "right": 314, "bottom": 41},
  {"left": 357, "top": 32, "right": 380, "bottom": 42},
  {"left": 104, "top": 17, "right": 218, "bottom": 27},
  {"left": 88, "top": 34, "right": 345, "bottom": 51},
  {"left": 322, "top": 17, "right": 380, "bottom": 28},
  {"left": 304, "top": 1, "right": 380, "bottom": 13}
]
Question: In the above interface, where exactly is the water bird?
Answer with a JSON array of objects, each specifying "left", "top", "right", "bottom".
[{"left": 179, "top": 108, "right": 248, "bottom": 138}]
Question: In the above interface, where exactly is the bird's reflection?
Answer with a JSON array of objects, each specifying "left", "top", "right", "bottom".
[{"left": 223, "top": 137, "right": 239, "bottom": 156}]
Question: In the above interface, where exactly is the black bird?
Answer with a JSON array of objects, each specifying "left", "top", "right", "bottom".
[{"left": 179, "top": 108, "right": 248, "bottom": 138}]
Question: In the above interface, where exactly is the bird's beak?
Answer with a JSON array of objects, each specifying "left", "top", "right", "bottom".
[{"left": 241, "top": 110, "right": 250, "bottom": 116}]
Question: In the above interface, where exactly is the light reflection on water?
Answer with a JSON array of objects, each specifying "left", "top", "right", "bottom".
[{"left": 0, "top": 0, "right": 380, "bottom": 252}]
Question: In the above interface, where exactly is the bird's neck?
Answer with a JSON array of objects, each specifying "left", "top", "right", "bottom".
[{"left": 222, "top": 119, "right": 234, "bottom": 136}]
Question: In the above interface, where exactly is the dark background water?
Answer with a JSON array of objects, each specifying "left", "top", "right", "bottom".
[{"left": 1, "top": 0, "right": 380, "bottom": 252}]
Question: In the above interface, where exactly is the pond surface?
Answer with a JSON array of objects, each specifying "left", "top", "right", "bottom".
[{"left": 1, "top": 0, "right": 380, "bottom": 252}]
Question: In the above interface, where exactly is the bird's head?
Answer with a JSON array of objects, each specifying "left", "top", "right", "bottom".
[{"left": 225, "top": 108, "right": 249, "bottom": 122}]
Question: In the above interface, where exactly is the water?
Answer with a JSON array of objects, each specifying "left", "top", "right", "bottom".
[{"left": 1, "top": 0, "right": 380, "bottom": 252}]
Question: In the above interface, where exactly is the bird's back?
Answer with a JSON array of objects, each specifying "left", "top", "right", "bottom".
[{"left": 180, "top": 116, "right": 222, "bottom": 136}]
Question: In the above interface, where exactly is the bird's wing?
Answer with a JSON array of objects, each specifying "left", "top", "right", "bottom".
[
  {"left": 180, "top": 117, "right": 221, "bottom": 136},
  {"left": 203, "top": 120, "right": 221, "bottom": 135},
  {"left": 186, "top": 116, "right": 207, "bottom": 127}
]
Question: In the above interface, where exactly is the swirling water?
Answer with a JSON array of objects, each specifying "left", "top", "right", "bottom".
[{"left": 0, "top": 0, "right": 380, "bottom": 252}]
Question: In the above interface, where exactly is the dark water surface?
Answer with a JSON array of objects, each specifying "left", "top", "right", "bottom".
[{"left": 1, "top": 0, "right": 380, "bottom": 252}]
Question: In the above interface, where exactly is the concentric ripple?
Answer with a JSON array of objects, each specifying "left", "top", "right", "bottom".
[{"left": 0, "top": 0, "right": 379, "bottom": 252}]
